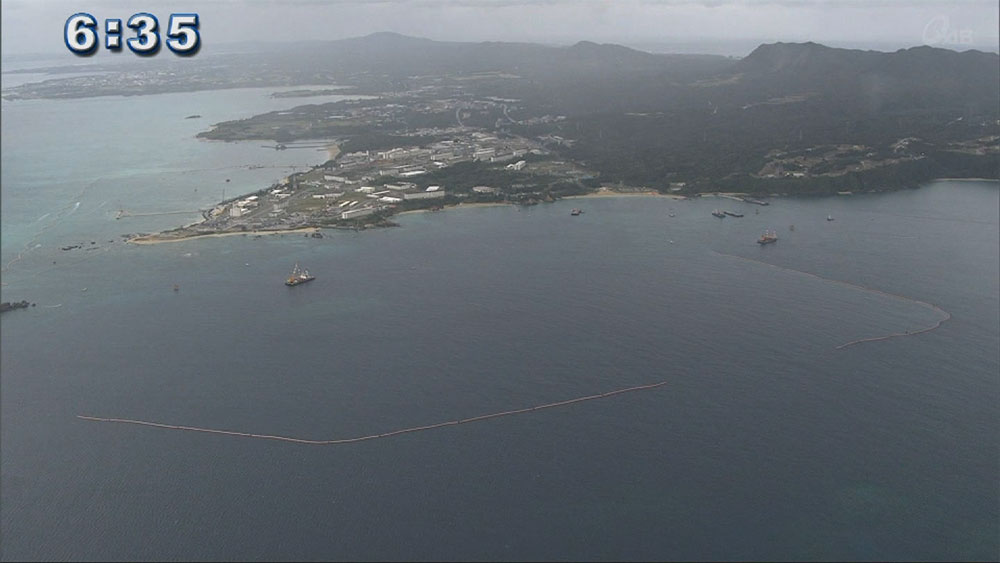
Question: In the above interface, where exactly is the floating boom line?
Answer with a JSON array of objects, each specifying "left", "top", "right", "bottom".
[
  {"left": 711, "top": 251, "right": 951, "bottom": 349},
  {"left": 78, "top": 254, "right": 951, "bottom": 445},
  {"left": 78, "top": 381, "right": 668, "bottom": 446}
]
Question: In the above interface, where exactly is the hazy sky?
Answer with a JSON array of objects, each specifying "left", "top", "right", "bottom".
[{"left": 2, "top": 0, "right": 998, "bottom": 58}]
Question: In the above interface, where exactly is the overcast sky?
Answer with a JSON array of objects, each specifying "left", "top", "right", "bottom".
[{"left": 2, "top": 0, "right": 998, "bottom": 59}]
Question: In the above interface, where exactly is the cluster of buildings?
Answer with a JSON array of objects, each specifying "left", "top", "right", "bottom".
[
  {"left": 340, "top": 133, "right": 539, "bottom": 177},
  {"left": 193, "top": 84, "right": 568, "bottom": 232},
  {"left": 285, "top": 132, "right": 544, "bottom": 221}
]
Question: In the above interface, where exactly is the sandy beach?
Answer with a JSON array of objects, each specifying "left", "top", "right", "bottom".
[
  {"left": 563, "top": 189, "right": 687, "bottom": 200},
  {"left": 326, "top": 143, "right": 340, "bottom": 161}
]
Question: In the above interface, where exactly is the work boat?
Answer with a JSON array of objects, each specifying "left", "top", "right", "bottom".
[
  {"left": 285, "top": 263, "right": 316, "bottom": 286},
  {"left": 757, "top": 229, "right": 778, "bottom": 245}
]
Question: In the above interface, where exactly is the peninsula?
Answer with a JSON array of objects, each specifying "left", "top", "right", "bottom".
[{"left": 10, "top": 35, "right": 992, "bottom": 242}]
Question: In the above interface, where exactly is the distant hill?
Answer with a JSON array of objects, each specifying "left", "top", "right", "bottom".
[
  {"left": 729, "top": 42, "right": 999, "bottom": 114},
  {"left": 263, "top": 32, "right": 729, "bottom": 83},
  {"left": 11, "top": 32, "right": 993, "bottom": 193},
  {"left": 272, "top": 34, "right": 997, "bottom": 117},
  {"left": 217, "top": 34, "right": 999, "bottom": 191}
]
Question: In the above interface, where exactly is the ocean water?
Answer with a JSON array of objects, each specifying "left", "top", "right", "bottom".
[{"left": 1, "top": 87, "right": 998, "bottom": 561}]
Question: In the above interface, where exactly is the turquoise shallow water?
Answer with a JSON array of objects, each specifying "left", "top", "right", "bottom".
[
  {"left": 1, "top": 88, "right": 998, "bottom": 561},
  {"left": 1, "top": 84, "right": 356, "bottom": 273}
]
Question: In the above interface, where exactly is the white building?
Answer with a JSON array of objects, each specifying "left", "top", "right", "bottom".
[
  {"left": 376, "top": 148, "right": 408, "bottom": 160},
  {"left": 341, "top": 206, "right": 376, "bottom": 220},
  {"left": 385, "top": 182, "right": 417, "bottom": 191},
  {"left": 404, "top": 191, "right": 445, "bottom": 200}
]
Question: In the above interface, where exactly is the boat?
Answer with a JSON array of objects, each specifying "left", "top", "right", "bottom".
[
  {"left": 742, "top": 198, "right": 770, "bottom": 206},
  {"left": 757, "top": 229, "right": 778, "bottom": 245},
  {"left": 711, "top": 209, "right": 726, "bottom": 218},
  {"left": 570, "top": 208, "right": 583, "bottom": 216},
  {"left": 827, "top": 215, "right": 834, "bottom": 221},
  {"left": 285, "top": 263, "right": 316, "bottom": 286},
  {"left": 724, "top": 211, "right": 744, "bottom": 217}
]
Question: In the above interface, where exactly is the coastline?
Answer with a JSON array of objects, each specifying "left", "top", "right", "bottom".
[
  {"left": 396, "top": 202, "right": 510, "bottom": 217},
  {"left": 397, "top": 193, "right": 681, "bottom": 217},
  {"left": 932, "top": 177, "right": 998, "bottom": 182},
  {"left": 129, "top": 227, "right": 320, "bottom": 246},
  {"left": 128, "top": 177, "right": 997, "bottom": 244},
  {"left": 326, "top": 143, "right": 340, "bottom": 161}
]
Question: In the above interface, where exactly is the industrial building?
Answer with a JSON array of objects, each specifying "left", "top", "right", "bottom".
[{"left": 341, "top": 206, "right": 376, "bottom": 220}]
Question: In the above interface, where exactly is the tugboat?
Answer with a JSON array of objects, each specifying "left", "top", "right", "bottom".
[
  {"left": 711, "top": 209, "right": 726, "bottom": 218},
  {"left": 285, "top": 263, "right": 316, "bottom": 286},
  {"left": 570, "top": 208, "right": 583, "bottom": 216},
  {"left": 757, "top": 229, "right": 778, "bottom": 245}
]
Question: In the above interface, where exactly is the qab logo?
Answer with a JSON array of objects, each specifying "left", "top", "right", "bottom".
[{"left": 922, "top": 15, "right": 974, "bottom": 46}]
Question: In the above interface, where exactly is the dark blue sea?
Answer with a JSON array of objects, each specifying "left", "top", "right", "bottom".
[{"left": 2, "top": 87, "right": 998, "bottom": 561}]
